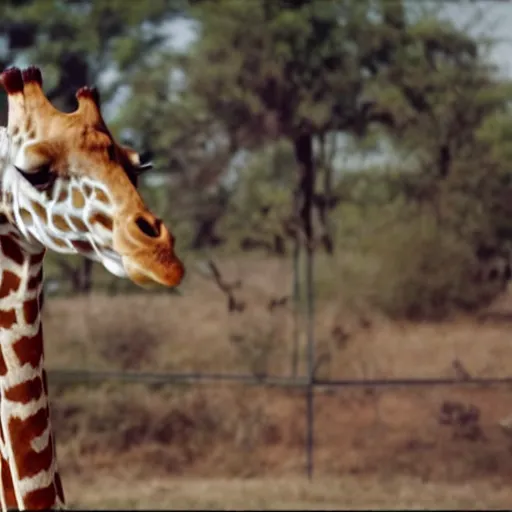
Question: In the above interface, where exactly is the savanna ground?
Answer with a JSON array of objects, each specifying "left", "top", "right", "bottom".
[{"left": 43, "top": 256, "right": 512, "bottom": 509}]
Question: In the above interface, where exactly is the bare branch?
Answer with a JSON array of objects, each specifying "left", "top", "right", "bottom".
[{"left": 206, "top": 259, "right": 245, "bottom": 313}]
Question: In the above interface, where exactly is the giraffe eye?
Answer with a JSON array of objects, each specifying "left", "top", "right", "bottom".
[{"left": 15, "top": 163, "right": 54, "bottom": 191}]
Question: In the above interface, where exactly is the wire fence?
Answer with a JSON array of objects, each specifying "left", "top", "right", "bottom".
[
  {"left": 48, "top": 344, "right": 512, "bottom": 479},
  {"left": 46, "top": 366, "right": 512, "bottom": 480},
  {"left": 43, "top": 0, "right": 512, "bottom": 480},
  {"left": 46, "top": 369, "right": 512, "bottom": 390}
]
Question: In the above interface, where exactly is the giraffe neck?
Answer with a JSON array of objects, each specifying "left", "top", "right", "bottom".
[
  {"left": 0, "top": 188, "right": 64, "bottom": 507},
  {"left": 0, "top": 127, "right": 17, "bottom": 225}
]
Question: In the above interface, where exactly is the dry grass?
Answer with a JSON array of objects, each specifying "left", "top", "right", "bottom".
[
  {"left": 43, "top": 256, "right": 512, "bottom": 379},
  {"left": 41, "top": 256, "right": 512, "bottom": 509},
  {"left": 65, "top": 474, "right": 512, "bottom": 510}
]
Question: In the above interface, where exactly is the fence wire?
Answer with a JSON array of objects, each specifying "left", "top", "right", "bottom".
[{"left": 46, "top": 369, "right": 512, "bottom": 389}]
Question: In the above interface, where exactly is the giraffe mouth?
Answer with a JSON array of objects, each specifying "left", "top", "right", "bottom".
[
  {"left": 121, "top": 256, "right": 184, "bottom": 288},
  {"left": 66, "top": 236, "right": 183, "bottom": 287}
]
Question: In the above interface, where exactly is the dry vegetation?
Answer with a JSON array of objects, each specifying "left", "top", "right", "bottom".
[{"left": 43, "top": 257, "right": 512, "bottom": 509}]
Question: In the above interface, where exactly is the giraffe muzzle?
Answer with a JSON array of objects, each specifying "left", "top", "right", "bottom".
[{"left": 114, "top": 211, "right": 185, "bottom": 288}]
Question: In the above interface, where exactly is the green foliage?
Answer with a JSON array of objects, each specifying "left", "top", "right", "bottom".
[
  {"left": 2, "top": 0, "right": 512, "bottom": 321},
  {"left": 221, "top": 140, "right": 295, "bottom": 251},
  {"left": 355, "top": 211, "right": 499, "bottom": 320},
  {"left": 0, "top": 0, "right": 186, "bottom": 111},
  {"left": 186, "top": 0, "right": 393, "bottom": 141}
]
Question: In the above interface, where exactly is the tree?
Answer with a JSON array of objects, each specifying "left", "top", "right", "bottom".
[
  {"left": 105, "top": 0, "right": 512, "bottom": 316},
  {"left": 183, "top": 0, "right": 512, "bottom": 316},
  {"left": 185, "top": 0, "right": 498, "bottom": 252}
]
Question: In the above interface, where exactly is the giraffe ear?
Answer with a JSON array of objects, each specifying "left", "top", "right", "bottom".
[
  {"left": 135, "top": 160, "right": 153, "bottom": 174},
  {"left": 136, "top": 150, "right": 153, "bottom": 173},
  {"left": 125, "top": 148, "right": 153, "bottom": 174}
]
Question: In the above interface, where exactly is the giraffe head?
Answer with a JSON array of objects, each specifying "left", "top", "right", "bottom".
[{"left": 0, "top": 66, "right": 184, "bottom": 287}]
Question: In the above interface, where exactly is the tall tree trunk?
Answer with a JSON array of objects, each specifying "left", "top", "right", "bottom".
[
  {"left": 316, "top": 132, "right": 335, "bottom": 254},
  {"left": 293, "top": 133, "right": 315, "bottom": 245},
  {"left": 293, "top": 132, "right": 316, "bottom": 479}
]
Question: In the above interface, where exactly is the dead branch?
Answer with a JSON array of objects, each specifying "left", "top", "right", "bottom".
[
  {"left": 206, "top": 259, "right": 245, "bottom": 313},
  {"left": 267, "top": 295, "right": 289, "bottom": 312}
]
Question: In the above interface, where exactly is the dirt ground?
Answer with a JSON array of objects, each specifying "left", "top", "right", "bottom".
[{"left": 41, "top": 257, "right": 512, "bottom": 509}]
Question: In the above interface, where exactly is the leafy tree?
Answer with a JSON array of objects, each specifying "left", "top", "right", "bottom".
[
  {"left": 184, "top": 0, "right": 501, "bottom": 255},
  {"left": 0, "top": 0, "right": 186, "bottom": 113},
  {"left": 115, "top": 0, "right": 512, "bottom": 317}
]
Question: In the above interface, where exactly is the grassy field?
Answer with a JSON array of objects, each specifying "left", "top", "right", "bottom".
[
  {"left": 65, "top": 475, "right": 512, "bottom": 509},
  {"left": 42, "top": 256, "right": 512, "bottom": 509}
]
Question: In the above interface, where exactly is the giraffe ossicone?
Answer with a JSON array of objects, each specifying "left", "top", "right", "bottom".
[{"left": 0, "top": 65, "right": 185, "bottom": 510}]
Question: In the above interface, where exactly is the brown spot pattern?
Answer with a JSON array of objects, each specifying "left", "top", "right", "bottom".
[
  {"left": 90, "top": 212, "right": 113, "bottom": 231},
  {"left": 9, "top": 406, "right": 51, "bottom": 478},
  {"left": 71, "top": 189, "right": 85, "bottom": 209},
  {"left": 13, "top": 324, "right": 43, "bottom": 368},
  {"left": 69, "top": 217, "right": 87, "bottom": 231},
  {"left": 0, "top": 310, "right": 16, "bottom": 329},
  {"left": 52, "top": 215, "right": 71, "bottom": 232},
  {"left": 82, "top": 184, "right": 93, "bottom": 197},
  {"left": 5, "top": 376, "right": 43, "bottom": 404},
  {"left": 0, "top": 236, "right": 24, "bottom": 265},
  {"left": 71, "top": 240, "right": 93, "bottom": 253},
  {"left": 0, "top": 350, "right": 7, "bottom": 377},
  {"left": 27, "top": 268, "right": 43, "bottom": 291},
  {"left": 23, "top": 298, "right": 39, "bottom": 325},
  {"left": 29, "top": 251, "right": 45, "bottom": 266},
  {"left": 57, "top": 189, "right": 68, "bottom": 202},
  {"left": 23, "top": 483, "right": 58, "bottom": 509},
  {"left": 0, "top": 271, "right": 20, "bottom": 298},
  {"left": 1, "top": 456, "right": 16, "bottom": 508},
  {"left": 48, "top": 236, "right": 67, "bottom": 248},
  {"left": 95, "top": 189, "right": 110, "bottom": 204},
  {"left": 19, "top": 209, "right": 32, "bottom": 225},
  {"left": 30, "top": 202, "right": 47, "bottom": 223}
]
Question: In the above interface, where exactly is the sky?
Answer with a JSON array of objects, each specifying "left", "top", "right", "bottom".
[{"left": 440, "top": 0, "right": 512, "bottom": 77}]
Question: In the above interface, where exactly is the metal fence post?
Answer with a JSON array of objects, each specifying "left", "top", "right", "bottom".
[
  {"left": 291, "top": 238, "right": 301, "bottom": 378},
  {"left": 305, "top": 242, "right": 315, "bottom": 480}
]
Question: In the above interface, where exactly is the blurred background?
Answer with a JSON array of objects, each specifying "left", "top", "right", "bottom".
[{"left": 2, "top": 0, "right": 512, "bottom": 508}]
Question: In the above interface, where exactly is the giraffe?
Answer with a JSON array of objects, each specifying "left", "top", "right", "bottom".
[{"left": 0, "top": 65, "right": 185, "bottom": 510}]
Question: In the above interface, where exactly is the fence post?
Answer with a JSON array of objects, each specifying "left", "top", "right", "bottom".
[
  {"left": 291, "top": 238, "right": 301, "bottom": 378},
  {"left": 305, "top": 241, "right": 315, "bottom": 480}
]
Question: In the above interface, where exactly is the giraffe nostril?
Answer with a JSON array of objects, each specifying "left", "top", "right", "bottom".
[{"left": 134, "top": 215, "right": 160, "bottom": 239}]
